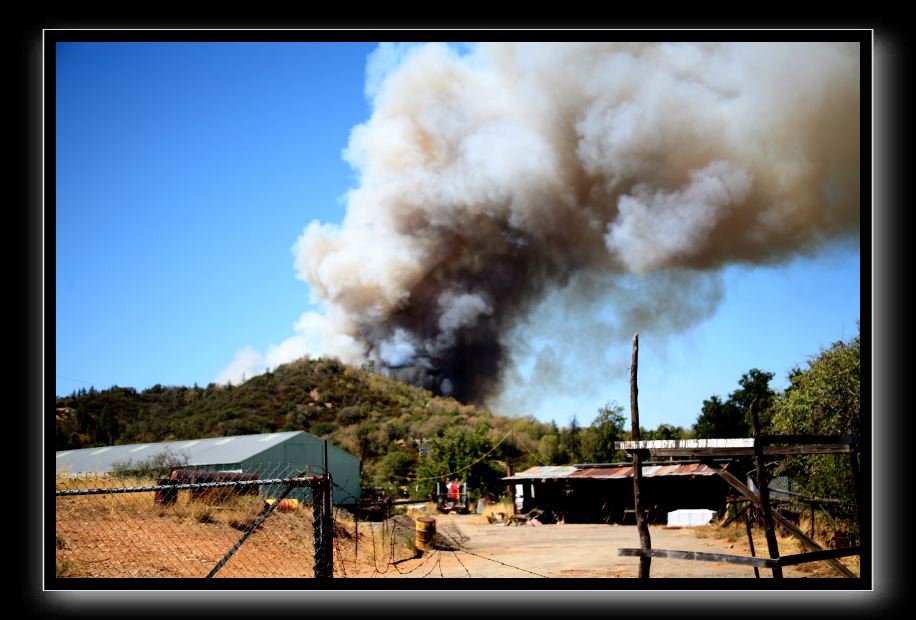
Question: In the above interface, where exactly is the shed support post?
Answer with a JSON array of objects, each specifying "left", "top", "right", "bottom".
[
  {"left": 751, "top": 401, "right": 783, "bottom": 578},
  {"left": 744, "top": 504, "right": 760, "bottom": 578}
]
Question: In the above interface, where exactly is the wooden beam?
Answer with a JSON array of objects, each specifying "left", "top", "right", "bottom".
[
  {"left": 720, "top": 501, "right": 752, "bottom": 528},
  {"left": 769, "top": 510, "right": 859, "bottom": 578},
  {"left": 776, "top": 546, "right": 862, "bottom": 568},
  {"left": 617, "top": 436, "right": 858, "bottom": 450},
  {"left": 701, "top": 458, "right": 858, "bottom": 579},
  {"left": 618, "top": 547, "right": 861, "bottom": 570},
  {"left": 699, "top": 458, "right": 762, "bottom": 507},
  {"left": 621, "top": 445, "right": 854, "bottom": 457},
  {"left": 756, "top": 435, "right": 859, "bottom": 446},
  {"left": 618, "top": 547, "right": 778, "bottom": 569}
]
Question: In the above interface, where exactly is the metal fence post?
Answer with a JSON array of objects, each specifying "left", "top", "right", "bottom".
[
  {"left": 323, "top": 471, "right": 334, "bottom": 577},
  {"left": 312, "top": 474, "right": 333, "bottom": 578}
]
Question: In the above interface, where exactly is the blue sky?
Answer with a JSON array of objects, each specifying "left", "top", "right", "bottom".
[{"left": 55, "top": 42, "right": 861, "bottom": 431}]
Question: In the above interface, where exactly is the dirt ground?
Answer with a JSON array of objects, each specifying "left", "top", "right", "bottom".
[
  {"left": 55, "top": 490, "right": 858, "bottom": 580},
  {"left": 340, "top": 512, "right": 858, "bottom": 579}
]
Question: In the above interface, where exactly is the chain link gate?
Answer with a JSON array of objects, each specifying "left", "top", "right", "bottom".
[{"left": 55, "top": 464, "right": 335, "bottom": 578}]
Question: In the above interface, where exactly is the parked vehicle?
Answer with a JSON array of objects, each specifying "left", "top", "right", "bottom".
[{"left": 435, "top": 480, "right": 470, "bottom": 514}]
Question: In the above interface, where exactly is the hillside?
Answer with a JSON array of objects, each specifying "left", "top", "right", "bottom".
[{"left": 55, "top": 357, "right": 553, "bottom": 498}]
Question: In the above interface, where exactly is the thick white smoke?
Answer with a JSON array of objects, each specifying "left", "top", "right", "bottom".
[{"left": 223, "top": 41, "right": 860, "bottom": 407}]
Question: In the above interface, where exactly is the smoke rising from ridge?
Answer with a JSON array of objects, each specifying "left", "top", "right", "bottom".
[{"left": 289, "top": 41, "right": 860, "bottom": 407}]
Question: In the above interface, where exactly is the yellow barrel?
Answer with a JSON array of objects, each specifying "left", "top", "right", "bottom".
[{"left": 415, "top": 516, "right": 436, "bottom": 554}]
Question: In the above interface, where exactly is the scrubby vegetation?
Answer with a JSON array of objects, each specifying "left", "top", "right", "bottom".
[
  {"left": 56, "top": 324, "right": 860, "bottom": 520},
  {"left": 56, "top": 357, "right": 650, "bottom": 500}
]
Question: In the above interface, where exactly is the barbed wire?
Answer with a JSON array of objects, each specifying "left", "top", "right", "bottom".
[
  {"left": 450, "top": 549, "right": 472, "bottom": 577},
  {"left": 451, "top": 548, "right": 550, "bottom": 578}
]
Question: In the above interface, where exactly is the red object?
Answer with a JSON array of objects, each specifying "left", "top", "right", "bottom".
[{"left": 448, "top": 482, "right": 460, "bottom": 499}]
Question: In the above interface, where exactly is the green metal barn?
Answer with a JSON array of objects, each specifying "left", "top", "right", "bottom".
[{"left": 55, "top": 430, "right": 360, "bottom": 505}]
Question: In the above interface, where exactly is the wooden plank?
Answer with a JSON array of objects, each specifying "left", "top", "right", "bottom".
[
  {"left": 619, "top": 445, "right": 853, "bottom": 457},
  {"left": 720, "top": 501, "right": 751, "bottom": 528},
  {"left": 776, "top": 546, "right": 862, "bottom": 568},
  {"left": 617, "top": 546, "right": 862, "bottom": 571},
  {"left": 616, "top": 436, "right": 857, "bottom": 450},
  {"left": 617, "top": 438, "right": 755, "bottom": 450},
  {"left": 618, "top": 548, "right": 778, "bottom": 569},
  {"left": 756, "top": 435, "right": 859, "bottom": 446},
  {"left": 699, "top": 458, "right": 762, "bottom": 507}
]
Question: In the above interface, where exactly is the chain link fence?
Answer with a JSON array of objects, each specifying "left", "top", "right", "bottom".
[
  {"left": 55, "top": 463, "right": 333, "bottom": 578},
  {"left": 56, "top": 464, "right": 546, "bottom": 579}
]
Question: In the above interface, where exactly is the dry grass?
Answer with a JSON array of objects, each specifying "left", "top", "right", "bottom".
[
  {"left": 54, "top": 473, "right": 429, "bottom": 578},
  {"left": 695, "top": 516, "right": 860, "bottom": 578},
  {"left": 55, "top": 475, "right": 324, "bottom": 578}
]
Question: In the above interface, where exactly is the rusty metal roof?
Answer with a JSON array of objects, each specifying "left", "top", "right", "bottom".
[
  {"left": 503, "top": 461, "right": 726, "bottom": 481},
  {"left": 569, "top": 462, "right": 723, "bottom": 478}
]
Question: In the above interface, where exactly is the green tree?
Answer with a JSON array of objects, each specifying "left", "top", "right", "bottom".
[
  {"left": 692, "top": 369, "right": 776, "bottom": 438},
  {"left": 731, "top": 368, "right": 777, "bottom": 431},
  {"left": 770, "top": 327, "right": 861, "bottom": 540},
  {"left": 562, "top": 415, "right": 583, "bottom": 463},
  {"left": 692, "top": 395, "right": 748, "bottom": 439},
  {"left": 581, "top": 402, "right": 628, "bottom": 463},
  {"left": 413, "top": 424, "right": 503, "bottom": 500},
  {"left": 643, "top": 423, "right": 686, "bottom": 441},
  {"left": 536, "top": 433, "right": 565, "bottom": 465}
]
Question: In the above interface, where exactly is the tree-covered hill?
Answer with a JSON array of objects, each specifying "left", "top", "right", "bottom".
[{"left": 56, "top": 357, "right": 602, "bottom": 498}]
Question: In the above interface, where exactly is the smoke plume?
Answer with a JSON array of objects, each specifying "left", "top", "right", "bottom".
[{"left": 290, "top": 42, "right": 860, "bottom": 407}]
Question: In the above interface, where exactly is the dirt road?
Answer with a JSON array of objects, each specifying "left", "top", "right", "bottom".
[{"left": 342, "top": 513, "right": 854, "bottom": 579}]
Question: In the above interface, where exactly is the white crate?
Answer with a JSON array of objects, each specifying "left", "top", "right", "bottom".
[{"left": 667, "top": 508, "right": 716, "bottom": 527}]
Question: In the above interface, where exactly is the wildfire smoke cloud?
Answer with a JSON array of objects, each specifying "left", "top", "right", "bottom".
[{"left": 291, "top": 41, "right": 860, "bottom": 406}]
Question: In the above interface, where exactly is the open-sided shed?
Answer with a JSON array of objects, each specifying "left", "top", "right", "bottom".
[{"left": 502, "top": 461, "right": 732, "bottom": 524}]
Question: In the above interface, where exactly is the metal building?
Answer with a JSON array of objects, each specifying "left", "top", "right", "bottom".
[{"left": 55, "top": 431, "right": 360, "bottom": 505}]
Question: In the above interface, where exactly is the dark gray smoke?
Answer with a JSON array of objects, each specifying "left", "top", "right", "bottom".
[{"left": 289, "top": 41, "right": 860, "bottom": 406}]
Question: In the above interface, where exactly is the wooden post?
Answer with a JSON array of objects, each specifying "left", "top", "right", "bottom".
[
  {"left": 810, "top": 502, "right": 815, "bottom": 539},
  {"left": 629, "top": 333, "right": 651, "bottom": 578},
  {"left": 744, "top": 504, "right": 760, "bottom": 578},
  {"left": 750, "top": 400, "right": 783, "bottom": 578},
  {"left": 849, "top": 447, "right": 862, "bottom": 545}
]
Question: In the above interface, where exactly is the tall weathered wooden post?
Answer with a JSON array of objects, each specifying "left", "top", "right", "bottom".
[
  {"left": 750, "top": 400, "right": 782, "bottom": 578},
  {"left": 629, "top": 332, "right": 652, "bottom": 578}
]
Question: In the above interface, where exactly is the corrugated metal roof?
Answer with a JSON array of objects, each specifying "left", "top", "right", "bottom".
[
  {"left": 504, "top": 462, "right": 726, "bottom": 481},
  {"left": 504, "top": 465, "right": 579, "bottom": 480},
  {"left": 56, "top": 431, "right": 305, "bottom": 476}
]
